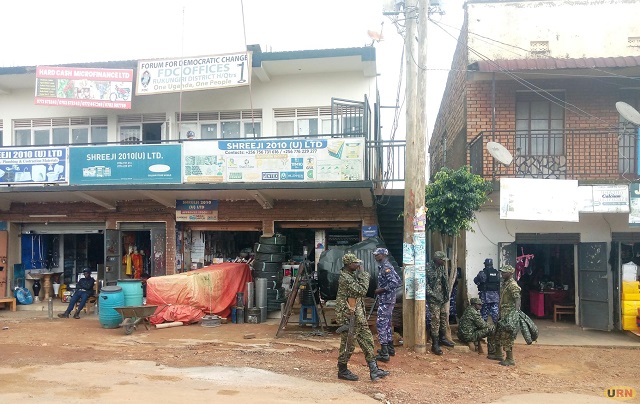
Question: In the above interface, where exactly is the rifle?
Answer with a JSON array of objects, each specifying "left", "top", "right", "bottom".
[
  {"left": 335, "top": 297, "right": 357, "bottom": 355},
  {"left": 367, "top": 295, "right": 379, "bottom": 322}
]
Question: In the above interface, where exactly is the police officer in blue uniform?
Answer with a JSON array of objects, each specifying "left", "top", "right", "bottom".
[
  {"left": 473, "top": 258, "right": 500, "bottom": 323},
  {"left": 373, "top": 248, "right": 400, "bottom": 362}
]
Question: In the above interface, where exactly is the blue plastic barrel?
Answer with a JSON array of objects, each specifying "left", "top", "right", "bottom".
[
  {"left": 99, "top": 285, "right": 125, "bottom": 329},
  {"left": 117, "top": 279, "right": 143, "bottom": 307}
]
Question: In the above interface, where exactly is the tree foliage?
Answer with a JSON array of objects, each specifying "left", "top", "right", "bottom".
[{"left": 425, "top": 166, "right": 492, "bottom": 237}]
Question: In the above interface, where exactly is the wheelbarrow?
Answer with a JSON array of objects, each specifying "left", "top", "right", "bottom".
[{"left": 113, "top": 305, "right": 158, "bottom": 335}]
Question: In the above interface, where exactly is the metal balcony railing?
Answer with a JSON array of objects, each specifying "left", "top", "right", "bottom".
[{"left": 468, "top": 127, "right": 638, "bottom": 181}]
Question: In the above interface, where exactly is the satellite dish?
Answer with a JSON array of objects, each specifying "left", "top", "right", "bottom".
[
  {"left": 487, "top": 142, "right": 513, "bottom": 166},
  {"left": 616, "top": 102, "right": 640, "bottom": 125}
]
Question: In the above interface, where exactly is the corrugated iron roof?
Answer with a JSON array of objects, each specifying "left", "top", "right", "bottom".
[{"left": 470, "top": 56, "right": 640, "bottom": 72}]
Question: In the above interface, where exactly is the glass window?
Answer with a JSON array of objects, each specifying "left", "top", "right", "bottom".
[
  {"left": 244, "top": 122, "right": 261, "bottom": 137},
  {"left": 201, "top": 124, "right": 218, "bottom": 139},
  {"left": 52, "top": 128, "right": 70, "bottom": 145},
  {"left": 15, "top": 129, "right": 30, "bottom": 146},
  {"left": 120, "top": 125, "right": 141, "bottom": 144},
  {"left": 276, "top": 121, "right": 295, "bottom": 137},
  {"left": 0, "top": 129, "right": 3, "bottom": 146},
  {"left": 221, "top": 121, "right": 240, "bottom": 139},
  {"left": 72, "top": 128, "right": 89, "bottom": 144},
  {"left": 33, "top": 129, "right": 50, "bottom": 146},
  {"left": 298, "top": 119, "right": 318, "bottom": 136},
  {"left": 91, "top": 126, "right": 108, "bottom": 143},
  {"left": 515, "top": 92, "right": 565, "bottom": 156}
]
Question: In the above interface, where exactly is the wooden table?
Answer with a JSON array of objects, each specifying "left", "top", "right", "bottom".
[{"left": 529, "top": 290, "right": 569, "bottom": 317}]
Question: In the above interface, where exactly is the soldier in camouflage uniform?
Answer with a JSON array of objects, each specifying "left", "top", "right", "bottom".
[
  {"left": 457, "top": 297, "right": 494, "bottom": 353},
  {"left": 336, "top": 253, "right": 389, "bottom": 382},
  {"left": 487, "top": 264, "right": 521, "bottom": 366},
  {"left": 373, "top": 247, "right": 400, "bottom": 362},
  {"left": 426, "top": 250, "right": 455, "bottom": 355}
]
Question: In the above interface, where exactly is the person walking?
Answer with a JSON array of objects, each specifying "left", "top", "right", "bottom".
[
  {"left": 336, "top": 253, "right": 389, "bottom": 381},
  {"left": 457, "top": 297, "right": 494, "bottom": 353},
  {"left": 473, "top": 258, "right": 500, "bottom": 324},
  {"left": 57, "top": 268, "right": 95, "bottom": 319},
  {"left": 373, "top": 247, "right": 400, "bottom": 362},
  {"left": 487, "top": 265, "right": 521, "bottom": 366},
  {"left": 426, "top": 250, "right": 455, "bottom": 355}
]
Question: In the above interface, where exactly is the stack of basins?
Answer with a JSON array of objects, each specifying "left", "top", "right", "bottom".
[{"left": 252, "top": 234, "right": 287, "bottom": 313}]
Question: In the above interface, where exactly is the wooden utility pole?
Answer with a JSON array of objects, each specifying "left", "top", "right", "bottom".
[
  {"left": 413, "top": 0, "right": 428, "bottom": 354},
  {"left": 402, "top": 0, "right": 418, "bottom": 351}
]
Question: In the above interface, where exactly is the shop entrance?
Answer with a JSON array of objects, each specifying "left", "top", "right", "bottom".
[{"left": 515, "top": 243, "right": 575, "bottom": 319}]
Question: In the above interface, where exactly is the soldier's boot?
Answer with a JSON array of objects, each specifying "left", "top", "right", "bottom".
[
  {"left": 57, "top": 311, "right": 70, "bottom": 319},
  {"left": 439, "top": 331, "right": 455, "bottom": 348},
  {"left": 487, "top": 343, "right": 504, "bottom": 361},
  {"left": 375, "top": 361, "right": 390, "bottom": 378},
  {"left": 499, "top": 349, "right": 515, "bottom": 366},
  {"left": 367, "top": 360, "right": 384, "bottom": 381},
  {"left": 476, "top": 340, "right": 484, "bottom": 354},
  {"left": 375, "top": 344, "right": 390, "bottom": 362},
  {"left": 430, "top": 334, "right": 443, "bottom": 355},
  {"left": 337, "top": 363, "right": 359, "bottom": 381},
  {"left": 73, "top": 310, "right": 81, "bottom": 319},
  {"left": 467, "top": 341, "right": 476, "bottom": 351},
  {"left": 387, "top": 344, "right": 395, "bottom": 356}
]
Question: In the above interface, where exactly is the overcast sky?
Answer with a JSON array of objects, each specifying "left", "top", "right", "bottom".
[{"left": 0, "top": 0, "right": 464, "bottom": 136}]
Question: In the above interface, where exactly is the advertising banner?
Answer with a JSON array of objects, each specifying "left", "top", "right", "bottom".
[
  {"left": 136, "top": 52, "right": 251, "bottom": 95},
  {"left": 183, "top": 138, "right": 364, "bottom": 183},
  {"left": 35, "top": 66, "right": 133, "bottom": 109},
  {"left": 176, "top": 200, "right": 219, "bottom": 222},
  {"left": 500, "top": 178, "right": 579, "bottom": 222},
  {"left": 69, "top": 144, "right": 182, "bottom": 185},
  {"left": 0, "top": 147, "right": 68, "bottom": 184}
]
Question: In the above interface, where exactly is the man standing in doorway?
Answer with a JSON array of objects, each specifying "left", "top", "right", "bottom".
[
  {"left": 373, "top": 247, "right": 400, "bottom": 362},
  {"left": 474, "top": 258, "right": 500, "bottom": 324},
  {"left": 426, "top": 250, "right": 455, "bottom": 355}
]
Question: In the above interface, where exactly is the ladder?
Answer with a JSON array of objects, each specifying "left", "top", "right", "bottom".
[{"left": 276, "top": 259, "right": 328, "bottom": 337}]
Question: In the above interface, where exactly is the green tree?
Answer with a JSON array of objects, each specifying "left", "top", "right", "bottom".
[{"left": 425, "top": 166, "right": 492, "bottom": 337}]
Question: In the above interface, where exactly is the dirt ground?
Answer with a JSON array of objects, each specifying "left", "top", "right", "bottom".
[{"left": 1, "top": 312, "right": 639, "bottom": 403}]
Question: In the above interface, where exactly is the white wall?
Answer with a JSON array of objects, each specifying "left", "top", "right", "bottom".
[
  {"left": 0, "top": 71, "right": 374, "bottom": 144},
  {"left": 467, "top": 0, "right": 640, "bottom": 62}
]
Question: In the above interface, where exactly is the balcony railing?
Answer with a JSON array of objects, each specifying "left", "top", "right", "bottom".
[{"left": 468, "top": 127, "right": 637, "bottom": 181}]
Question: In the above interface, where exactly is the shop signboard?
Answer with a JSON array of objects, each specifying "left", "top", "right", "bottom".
[
  {"left": 135, "top": 52, "right": 251, "bottom": 96},
  {"left": 629, "top": 183, "right": 640, "bottom": 226},
  {"left": 500, "top": 178, "right": 579, "bottom": 222},
  {"left": 362, "top": 225, "right": 378, "bottom": 237},
  {"left": 69, "top": 144, "right": 182, "bottom": 185},
  {"left": 0, "top": 147, "right": 68, "bottom": 184},
  {"left": 183, "top": 138, "right": 365, "bottom": 183},
  {"left": 35, "top": 66, "right": 134, "bottom": 109},
  {"left": 176, "top": 200, "right": 219, "bottom": 222},
  {"left": 591, "top": 184, "right": 629, "bottom": 213}
]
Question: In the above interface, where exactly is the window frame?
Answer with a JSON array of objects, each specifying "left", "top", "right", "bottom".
[
  {"left": 177, "top": 110, "right": 262, "bottom": 140},
  {"left": 515, "top": 91, "right": 565, "bottom": 156},
  {"left": 12, "top": 117, "right": 108, "bottom": 146}
]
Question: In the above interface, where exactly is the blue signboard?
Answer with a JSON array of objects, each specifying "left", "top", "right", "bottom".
[
  {"left": 362, "top": 225, "right": 378, "bottom": 237},
  {"left": 0, "top": 147, "right": 68, "bottom": 184},
  {"left": 69, "top": 144, "right": 182, "bottom": 185}
]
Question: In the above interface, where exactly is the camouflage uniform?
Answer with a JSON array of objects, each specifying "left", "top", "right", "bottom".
[
  {"left": 336, "top": 263, "right": 375, "bottom": 364},
  {"left": 494, "top": 277, "right": 521, "bottom": 349},
  {"left": 457, "top": 300, "right": 493, "bottom": 343},
  {"left": 426, "top": 260, "right": 449, "bottom": 338},
  {"left": 375, "top": 255, "right": 400, "bottom": 346}
]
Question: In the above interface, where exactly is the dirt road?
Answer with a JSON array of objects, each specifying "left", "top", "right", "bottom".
[{"left": 0, "top": 312, "right": 639, "bottom": 403}]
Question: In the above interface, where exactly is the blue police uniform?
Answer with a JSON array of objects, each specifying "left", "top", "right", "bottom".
[{"left": 375, "top": 252, "right": 400, "bottom": 346}]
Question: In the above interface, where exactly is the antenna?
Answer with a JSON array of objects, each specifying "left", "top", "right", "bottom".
[
  {"left": 615, "top": 102, "right": 640, "bottom": 125},
  {"left": 486, "top": 141, "right": 513, "bottom": 166}
]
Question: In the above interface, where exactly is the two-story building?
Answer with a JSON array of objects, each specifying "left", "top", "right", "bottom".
[
  {"left": 0, "top": 45, "right": 406, "bottom": 310},
  {"left": 430, "top": 0, "right": 640, "bottom": 331}
]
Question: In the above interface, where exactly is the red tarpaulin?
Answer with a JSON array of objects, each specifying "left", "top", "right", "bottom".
[{"left": 146, "top": 263, "right": 252, "bottom": 319}]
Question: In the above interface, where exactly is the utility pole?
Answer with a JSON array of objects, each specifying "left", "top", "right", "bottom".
[
  {"left": 402, "top": 0, "right": 418, "bottom": 351},
  {"left": 413, "top": 0, "right": 428, "bottom": 354}
]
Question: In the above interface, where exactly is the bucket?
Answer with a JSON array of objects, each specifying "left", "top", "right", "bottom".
[
  {"left": 98, "top": 285, "right": 125, "bottom": 329},
  {"left": 231, "top": 306, "right": 237, "bottom": 323},
  {"left": 117, "top": 279, "right": 143, "bottom": 307}
]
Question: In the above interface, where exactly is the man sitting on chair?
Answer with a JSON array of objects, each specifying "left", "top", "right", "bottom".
[{"left": 58, "top": 268, "right": 95, "bottom": 319}]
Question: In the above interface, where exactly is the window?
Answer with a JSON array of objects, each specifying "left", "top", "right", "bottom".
[
  {"left": 618, "top": 92, "right": 640, "bottom": 175},
  {"left": 515, "top": 92, "right": 565, "bottom": 156},
  {"left": 0, "top": 120, "right": 3, "bottom": 146},
  {"left": 177, "top": 110, "right": 261, "bottom": 140},
  {"left": 117, "top": 113, "right": 168, "bottom": 144},
  {"left": 12, "top": 116, "right": 108, "bottom": 146},
  {"left": 274, "top": 107, "right": 335, "bottom": 137}
]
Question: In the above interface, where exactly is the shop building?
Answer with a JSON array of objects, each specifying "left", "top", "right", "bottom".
[
  {"left": 430, "top": 0, "right": 640, "bottom": 331},
  {"left": 0, "top": 45, "right": 406, "bottom": 301}
]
